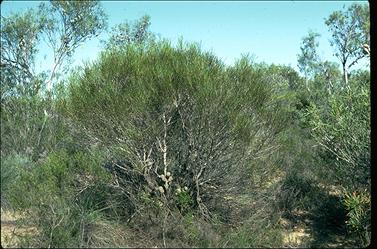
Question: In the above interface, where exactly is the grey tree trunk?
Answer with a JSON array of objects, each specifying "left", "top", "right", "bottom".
[{"left": 342, "top": 63, "right": 349, "bottom": 87}]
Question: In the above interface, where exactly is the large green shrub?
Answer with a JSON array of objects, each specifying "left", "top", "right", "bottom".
[
  {"left": 64, "top": 40, "right": 290, "bottom": 224},
  {"left": 307, "top": 70, "right": 370, "bottom": 191},
  {"left": 305, "top": 70, "right": 370, "bottom": 247}
]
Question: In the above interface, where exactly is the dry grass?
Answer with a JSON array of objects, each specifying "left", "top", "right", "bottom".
[
  {"left": 283, "top": 227, "right": 311, "bottom": 246},
  {"left": 1, "top": 209, "right": 38, "bottom": 248},
  {"left": 0, "top": 173, "right": 354, "bottom": 248},
  {"left": 0, "top": 208, "right": 158, "bottom": 248},
  {"left": 281, "top": 215, "right": 312, "bottom": 248}
]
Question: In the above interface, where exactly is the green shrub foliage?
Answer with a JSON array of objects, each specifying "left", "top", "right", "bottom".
[
  {"left": 307, "top": 71, "right": 370, "bottom": 191},
  {"left": 64, "top": 40, "right": 289, "bottom": 220},
  {"left": 343, "top": 190, "right": 371, "bottom": 246},
  {"left": 7, "top": 149, "right": 114, "bottom": 247}
]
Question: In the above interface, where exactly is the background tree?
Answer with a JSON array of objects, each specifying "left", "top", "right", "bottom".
[
  {"left": 1, "top": 1, "right": 107, "bottom": 97},
  {"left": 297, "top": 32, "right": 342, "bottom": 105},
  {"left": 1, "top": 9, "right": 47, "bottom": 98},
  {"left": 104, "top": 15, "right": 154, "bottom": 49},
  {"left": 1, "top": 0, "right": 107, "bottom": 159},
  {"left": 314, "top": 61, "right": 342, "bottom": 95},
  {"left": 297, "top": 31, "right": 321, "bottom": 90},
  {"left": 325, "top": 3, "right": 370, "bottom": 86},
  {"left": 38, "top": 0, "right": 107, "bottom": 92}
]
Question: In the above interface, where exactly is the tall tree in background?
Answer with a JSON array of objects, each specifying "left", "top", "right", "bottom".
[
  {"left": 1, "top": 0, "right": 107, "bottom": 158},
  {"left": 297, "top": 31, "right": 321, "bottom": 91},
  {"left": 38, "top": 0, "right": 107, "bottom": 92},
  {"left": 314, "top": 60, "right": 342, "bottom": 95},
  {"left": 1, "top": 0, "right": 107, "bottom": 97},
  {"left": 325, "top": 3, "right": 370, "bottom": 86},
  {"left": 1, "top": 9, "right": 46, "bottom": 98},
  {"left": 104, "top": 15, "right": 154, "bottom": 49},
  {"left": 297, "top": 32, "right": 342, "bottom": 95}
]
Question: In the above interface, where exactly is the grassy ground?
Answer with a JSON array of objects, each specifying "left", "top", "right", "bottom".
[{"left": 1, "top": 178, "right": 357, "bottom": 248}]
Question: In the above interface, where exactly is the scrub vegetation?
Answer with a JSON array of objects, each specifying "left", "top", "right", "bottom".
[{"left": 1, "top": 1, "right": 370, "bottom": 248}]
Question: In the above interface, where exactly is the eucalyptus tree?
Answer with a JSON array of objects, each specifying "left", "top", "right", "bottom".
[
  {"left": 325, "top": 3, "right": 370, "bottom": 86},
  {"left": 0, "top": 0, "right": 107, "bottom": 158},
  {"left": 1, "top": 1, "right": 107, "bottom": 97},
  {"left": 103, "top": 15, "right": 154, "bottom": 50},
  {"left": 297, "top": 31, "right": 342, "bottom": 99},
  {"left": 297, "top": 31, "right": 321, "bottom": 89},
  {"left": 1, "top": 9, "right": 46, "bottom": 98},
  {"left": 38, "top": 0, "right": 107, "bottom": 92}
]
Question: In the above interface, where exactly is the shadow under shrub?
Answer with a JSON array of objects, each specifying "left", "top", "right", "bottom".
[{"left": 277, "top": 170, "right": 322, "bottom": 214}]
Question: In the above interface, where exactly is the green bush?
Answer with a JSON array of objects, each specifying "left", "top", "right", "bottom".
[
  {"left": 278, "top": 171, "right": 319, "bottom": 212},
  {"left": 64, "top": 40, "right": 290, "bottom": 223},
  {"left": 6, "top": 149, "right": 119, "bottom": 247},
  {"left": 306, "top": 71, "right": 370, "bottom": 191},
  {"left": 343, "top": 190, "right": 371, "bottom": 246},
  {"left": 1, "top": 153, "right": 33, "bottom": 209},
  {"left": 174, "top": 187, "right": 194, "bottom": 214},
  {"left": 0, "top": 94, "right": 71, "bottom": 161}
]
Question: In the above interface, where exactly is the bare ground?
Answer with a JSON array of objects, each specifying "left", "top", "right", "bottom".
[
  {"left": 1, "top": 209, "right": 38, "bottom": 248},
  {"left": 281, "top": 184, "right": 357, "bottom": 248}
]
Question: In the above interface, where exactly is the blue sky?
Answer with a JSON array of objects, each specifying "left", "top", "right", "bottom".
[{"left": 1, "top": 0, "right": 369, "bottom": 73}]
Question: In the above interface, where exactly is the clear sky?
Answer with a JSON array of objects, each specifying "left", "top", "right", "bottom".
[{"left": 1, "top": 0, "right": 369, "bottom": 73}]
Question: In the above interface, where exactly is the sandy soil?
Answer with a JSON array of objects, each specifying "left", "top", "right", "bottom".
[{"left": 1, "top": 209, "right": 37, "bottom": 248}]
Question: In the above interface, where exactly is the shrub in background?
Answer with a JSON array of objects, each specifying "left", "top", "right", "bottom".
[
  {"left": 1, "top": 153, "right": 33, "bottom": 209},
  {"left": 307, "top": 71, "right": 370, "bottom": 191}
]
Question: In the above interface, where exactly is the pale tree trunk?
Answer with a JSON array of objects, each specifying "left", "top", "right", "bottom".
[{"left": 342, "top": 62, "right": 349, "bottom": 88}]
